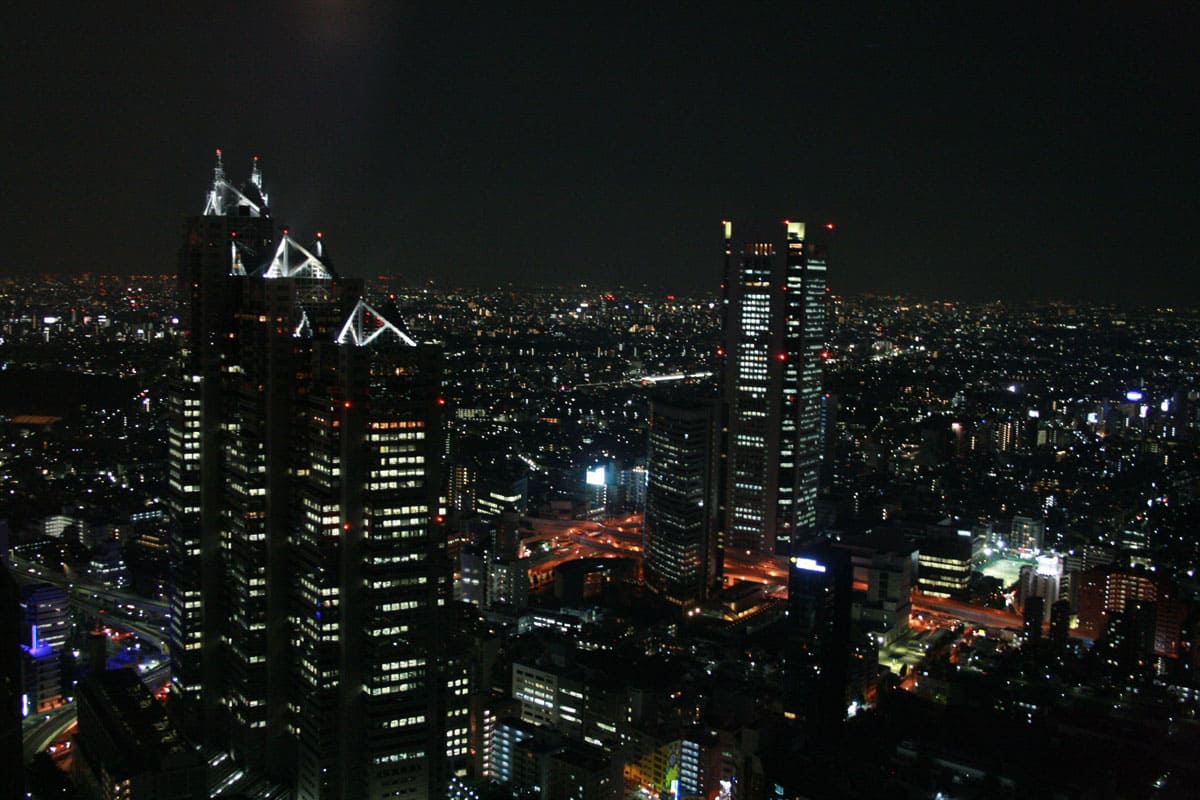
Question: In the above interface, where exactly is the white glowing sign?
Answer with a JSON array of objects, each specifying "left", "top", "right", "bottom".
[
  {"left": 585, "top": 466, "right": 606, "bottom": 486},
  {"left": 792, "top": 557, "right": 826, "bottom": 573}
]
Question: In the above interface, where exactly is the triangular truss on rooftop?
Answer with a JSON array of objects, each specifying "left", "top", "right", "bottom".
[
  {"left": 263, "top": 235, "right": 333, "bottom": 280},
  {"left": 336, "top": 298, "right": 418, "bottom": 348}
]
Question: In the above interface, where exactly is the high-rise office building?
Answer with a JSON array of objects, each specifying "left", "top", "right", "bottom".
[
  {"left": 785, "top": 544, "right": 852, "bottom": 728},
  {"left": 19, "top": 583, "right": 69, "bottom": 714},
  {"left": 167, "top": 150, "right": 276, "bottom": 716},
  {"left": 719, "top": 220, "right": 828, "bottom": 556},
  {"left": 1, "top": 563, "right": 23, "bottom": 800},
  {"left": 166, "top": 152, "right": 451, "bottom": 799},
  {"left": 644, "top": 391, "right": 719, "bottom": 607}
]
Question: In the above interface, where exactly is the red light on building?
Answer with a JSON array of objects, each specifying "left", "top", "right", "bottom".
[
  {"left": 825, "top": 223, "right": 835, "bottom": 230},
  {"left": 316, "top": 231, "right": 323, "bottom": 239},
  {"left": 435, "top": 515, "right": 445, "bottom": 524},
  {"left": 777, "top": 353, "right": 787, "bottom": 361},
  {"left": 343, "top": 400, "right": 352, "bottom": 408},
  {"left": 436, "top": 397, "right": 446, "bottom": 405},
  {"left": 342, "top": 522, "right": 351, "bottom": 531},
  {"left": 820, "top": 350, "right": 831, "bottom": 359},
  {"left": 666, "top": 295, "right": 675, "bottom": 302},
  {"left": 716, "top": 347, "right": 726, "bottom": 356}
]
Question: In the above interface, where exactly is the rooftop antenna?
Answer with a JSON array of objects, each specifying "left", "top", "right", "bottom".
[
  {"left": 250, "top": 154, "right": 269, "bottom": 209},
  {"left": 205, "top": 148, "right": 226, "bottom": 215}
]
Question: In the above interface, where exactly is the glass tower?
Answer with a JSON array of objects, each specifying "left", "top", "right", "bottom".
[
  {"left": 719, "top": 220, "right": 828, "bottom": 556},
  {"left": 644, "top": 391, "right": 719, "bottom": 607}
]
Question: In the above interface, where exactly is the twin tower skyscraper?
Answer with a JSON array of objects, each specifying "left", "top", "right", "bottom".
[
  {"left": 166, "top": 151, "right": 461, "bottom": 800},
  {"left": 644, "top": 219, "right": 830, "bottom": 606}
]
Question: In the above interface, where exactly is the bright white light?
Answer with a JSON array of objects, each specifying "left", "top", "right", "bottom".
[
  {"left": 585, "top": 466, "right": 606, "bottom": 486},
  {"left": 1036, "top": 555, "right": 1062, "bottom": 577},
  {"left": 1126, "top": 390, "right": 1143, "bottom": 402},
  {"left": 792, "top": 557, "right": 826, "bottom": 573}
]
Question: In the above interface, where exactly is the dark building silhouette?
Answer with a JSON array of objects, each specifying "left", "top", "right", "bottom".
[
  {"left": 0, "top": 563, "right": 23, "bottom": 800},
  {"left": 644, "top": 391, "right": 719, "bottom": 607},
  {"left": 1049, "top": 599, "right": 1072, "bottom": 649},
  {"left": 73, "top": 669, "right": 206, "bottom": 800},
  {"left": 1023, "top": 596, "right": 1045, "bottom": 643},
  {"left": 785, "top": 543, "right": 852, "bottom": 727}
]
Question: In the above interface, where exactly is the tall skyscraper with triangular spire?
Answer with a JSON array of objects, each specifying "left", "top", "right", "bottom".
[{"left": 167, "top": 152, "right": 455, "bottom": 799}]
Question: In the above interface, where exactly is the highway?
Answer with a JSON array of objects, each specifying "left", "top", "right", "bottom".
[
  {"left": 7, "top": 551, "right": 172, "bottom": 764},
  {"left": 22, "top": 704, "right": 77, "bottom": 763},
  {"left": 911, "top": 592, "right": 1024, "bottom": 629},
  {"left": 8, "top": 551, "right": 169, "bottom": 615}
]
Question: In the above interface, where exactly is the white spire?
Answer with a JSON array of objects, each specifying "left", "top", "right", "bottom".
[
  {"left": 204, "top": 148, "right": 225, "bottom": 215},
  {"left": 250, "top": 155, "right": 269, "bottom": 208}
]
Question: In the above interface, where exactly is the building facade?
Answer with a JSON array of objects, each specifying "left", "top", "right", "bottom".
[
  {"left": 643, "top": 391, "right": 719, "bottom": 607},
  {"left": 720, "top": 220, "right": 828, "bottom": 556},
  {"left": 166, "top": 152, "right": 452, "bottom": 799}
]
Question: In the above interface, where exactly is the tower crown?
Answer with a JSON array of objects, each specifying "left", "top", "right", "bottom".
[{"left": 203, "top": 148, "right": 267, "bottom": 217}]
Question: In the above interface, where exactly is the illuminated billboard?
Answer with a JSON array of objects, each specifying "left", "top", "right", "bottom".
[{"left": 585, "top": 466, "right": 606, "bottom": 486}]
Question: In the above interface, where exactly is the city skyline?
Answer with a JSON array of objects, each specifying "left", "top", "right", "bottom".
[
  {"left": 4, "top": 4, "right": 1197, "bottom": 301},
  {"left": 5, "top": 257, "right": 1200, "bottom": 796}
]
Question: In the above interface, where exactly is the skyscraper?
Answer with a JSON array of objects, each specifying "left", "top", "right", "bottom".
[
  {"left": 644, "top": 390, "right": 719, "bottom": 607},
  {"left": 785, "top": 544, "right": 853, "bottom": 728},
  {"left": 166, "top": 152, "right": 451, "bottom": 799},
  {"left": 0, "top": 563, "right": 23, "bottom": 800},
  {"left": 719, "top": 220, "right": 828, "bottom": 557},
  {"left": 167, "top": 150, "right": 276, "bottom": 716}
]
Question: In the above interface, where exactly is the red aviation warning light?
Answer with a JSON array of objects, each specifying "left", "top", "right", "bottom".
[
  {"left": 820, "top": 350, "right": 832, "bottom": 359},
  {"left": 716, "top": 347, "right": 726, "bottom": 357},
  {"left": 777, "top": 352, "right": 788, "bottom": 361},
  {"left": 825, "top": 223, "right": 835, "bottom": 230}
]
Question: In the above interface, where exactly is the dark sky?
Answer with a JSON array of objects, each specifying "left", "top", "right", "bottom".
[{"left": 4, "top": 2, "right": 1197, "bottom": 301}]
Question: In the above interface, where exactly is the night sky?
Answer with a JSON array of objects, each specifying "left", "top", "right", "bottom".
[{"left": 5, "top": 3, "right": 1196, "bottom": 301}]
